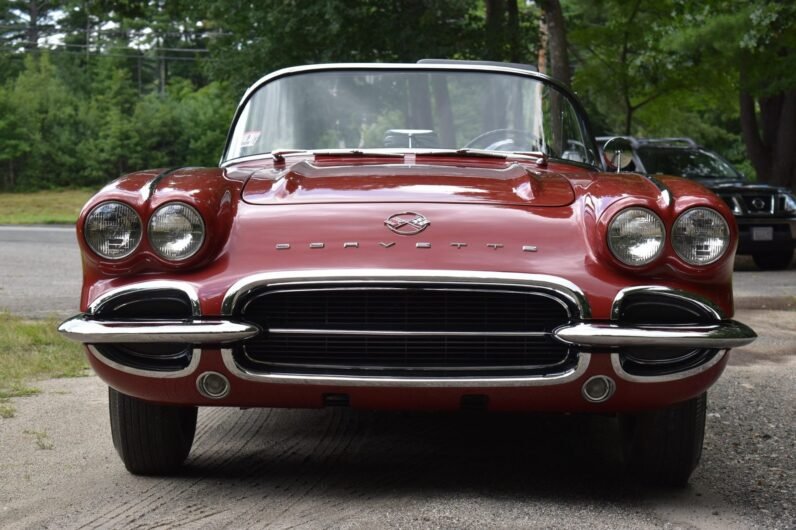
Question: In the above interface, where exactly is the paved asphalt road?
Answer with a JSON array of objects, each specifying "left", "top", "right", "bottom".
[
  {"left": 0, "top": 225, "right": 793, "bottom": 529},
  {"left": 0, "top": 225, "right": 82, "bottom": 318}
]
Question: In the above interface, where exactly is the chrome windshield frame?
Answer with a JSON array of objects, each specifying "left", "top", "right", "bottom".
[{"left": 219, "top": 63, "right": 603, "bottom": 170}]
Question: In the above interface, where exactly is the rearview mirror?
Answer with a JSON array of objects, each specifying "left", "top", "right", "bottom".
[{"left": 602, "top": 137, "right": 634, "bottom": 172}]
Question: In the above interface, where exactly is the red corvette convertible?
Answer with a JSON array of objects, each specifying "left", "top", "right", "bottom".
[{"left": 59, "top": 62, "right": 756, "bottom": 485}]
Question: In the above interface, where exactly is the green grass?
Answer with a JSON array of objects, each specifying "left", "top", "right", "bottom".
[
  {"left": 23, "top": 429, "right": 54, "bottom": 450},
  {"left": 0, "top": 313, "right": 89, "bottom": 418},
  {"left": 0, "top": 189, "right": 95, "bottom": 224}
]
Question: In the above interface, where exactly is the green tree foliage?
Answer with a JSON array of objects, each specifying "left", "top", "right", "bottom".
[
  {"left": 660, "top": 1, "right": 796, "bottom": 187},
  {"left": 0, "top": 0, "right": 791, "bottom": 191},
  {"left": 567, "top": 0, "right": 693, "bottom": 136},
  {"left": 8, "top": 53, "right": 82, "bottom": 190},
  {"left": 565, "top": 0, "right": 796, "bottom": 186},
  {"left": 0, "top": 52, "right": 234, "bottom": 190},
  {"left": 196, "top": 0, "right": 495, "bottom": 94},
  {"left": 0, "top": 0, "right": 544, "bottom": 191},
  {"left": 0, "top": 85, "right": 28, "bottom": 188}
]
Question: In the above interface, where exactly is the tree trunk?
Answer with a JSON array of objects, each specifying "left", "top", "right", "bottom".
[
  {"left": 740, "top": 90, "right": 770, "bottom": 180},
  {"left": 740, "top": 87, "right": 796, "bottom": 189},
  {"left": 485, "top": 0, "right": 505, "bottom": 61},
  {"left": 26, "top": 0, "right": 40, "bottom": 51},
  {"left": 771, "top": 91, "right": 796, "bottom": 189},
  {"left": 408, "top": 75, "right": 433, "bottom": 130},
  {"left": 7, "top": 159, "right": 15, "bottom": 190},
  {"left": 431, "top": 76, "right": 455, "bottom": 147},
  {"left": 537, "top": 0, "right": 570, "bottom": 87},
  {"left": 624, "top": 105, "right": 634, "bottom": 136},
  {"left": 505, "top": 0, "right": 521, "bottom": 63}
]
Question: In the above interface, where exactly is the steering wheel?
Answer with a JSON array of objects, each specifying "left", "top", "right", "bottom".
[{"left": 465, "top": 129, "right": 541, "bottom": 152}]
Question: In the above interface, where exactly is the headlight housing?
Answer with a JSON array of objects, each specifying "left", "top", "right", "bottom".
[
  {"left": 148, "top": 202, "right": 205, "bottom": 261},
  {"left": 783, "top": 193, "right": 796, "bottom": 214},
  {"left": 84, "top": 201, "right": 142, "bottom": 260},
  {"left": 672, "top": 207, "right": 729, "bottom": 265},
  {"left": 607, "top": 208, "right": 665, "bottom": 266}
]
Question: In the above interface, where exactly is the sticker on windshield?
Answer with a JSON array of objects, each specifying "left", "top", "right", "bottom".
[{"left": 241, "top": 130, "right": 261, "bottom": 148}]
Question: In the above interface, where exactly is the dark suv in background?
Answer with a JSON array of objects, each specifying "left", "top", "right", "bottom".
[{"left": 597, "top": 137, "right": 796, "bottom": 270}]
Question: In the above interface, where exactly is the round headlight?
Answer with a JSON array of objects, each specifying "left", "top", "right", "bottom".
[
  {"left": 84, "top": 201, "right": 142, "bottom": 260},
  {"left": 607, "top": 208, "right": 665, "bottom": 266},
  {"left": 672, "top": 207, "right": 729, "bottom": 265},
  {"left": 148, "top": 203, "right": 205, "bottom": 261}
]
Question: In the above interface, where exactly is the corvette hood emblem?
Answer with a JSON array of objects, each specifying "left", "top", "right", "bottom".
[{"left": 384, "top": 212, "right": 430, "bottom": 235}]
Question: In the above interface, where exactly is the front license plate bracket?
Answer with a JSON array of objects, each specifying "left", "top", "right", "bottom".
[{"left": 751, "top": 226, "right": 774, "bottom": 241}]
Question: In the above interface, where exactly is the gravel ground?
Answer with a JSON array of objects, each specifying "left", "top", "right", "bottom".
[{"left": 0, "top": 309, "right": 792, "bottom": 529}]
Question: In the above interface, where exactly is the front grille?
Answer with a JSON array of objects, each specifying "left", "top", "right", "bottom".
[
  {"left": 740, "top": 193, "right": 774, "bottom": 214},
  {"left": 236, "top": 286, "right": 576, "bottom": 377}
]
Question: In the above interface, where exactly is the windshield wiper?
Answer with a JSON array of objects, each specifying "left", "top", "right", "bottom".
[
  {"left": 416, "top": 148, "right": 545, "bottom": 161},
  {"left": 270, "top": 148, "right": 407, "bottom": 163},
  {"left": 268, "top": 148, "right": 546, "bottom": 164}
]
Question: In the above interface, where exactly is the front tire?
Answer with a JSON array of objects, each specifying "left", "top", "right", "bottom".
[
  {"left": 752, "top": 250, "right": 794, "bottom": 270},
  {"left": 109, "top": 387, "right": 197, "bottom": 475},
  {"left": 621, "top": 392, "right": 707, "bottom": 487}
]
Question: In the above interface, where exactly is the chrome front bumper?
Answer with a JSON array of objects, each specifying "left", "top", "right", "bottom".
[{"left": 58, "top": 315, "right": 756, "bottom": 349}]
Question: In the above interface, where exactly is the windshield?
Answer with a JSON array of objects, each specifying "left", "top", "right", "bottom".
[
  {"left": 636, "top": 147, "right": 741, "bottom": 179},
  {"left": 224, "top": 68, "right": 599, "bottom": 165}
]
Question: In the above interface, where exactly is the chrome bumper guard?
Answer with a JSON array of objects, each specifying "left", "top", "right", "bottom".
[
  {"left": 58, "top": 314, "right": 755, "bottom": 350},
  {"left": 554, "top": 320, "right": 756, "bottom": 349},
  {"left": 58, "top": 315, "right": 259, "bottom": 344}
]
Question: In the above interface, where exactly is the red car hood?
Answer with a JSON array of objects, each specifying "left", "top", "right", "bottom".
[{"left": 241, "top": 159, "right": 575, "bottom": 206}]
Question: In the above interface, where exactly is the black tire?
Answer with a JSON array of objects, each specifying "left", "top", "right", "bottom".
[
  {"left": 620, "top": 392, "right": 707, "bottom": 487},
  {"left": 109, "top": 387, "right": 197, "bottom": 475},
  {"left": 752, "top": 250, "right": 794, "bottom": 270}
]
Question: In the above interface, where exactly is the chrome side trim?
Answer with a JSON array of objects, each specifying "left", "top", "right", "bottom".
[
  {"left": 242, "top": 359, "right": 570, "bottom": 373},
  {"left": 87, "top": 280, "right": 201, "bottom": 317},
  {"left": 610, "top": 285, "right": 725, "bottom": 321},
  {"left": 221, "top": 269, "right": 591, "bottom": 318},
  {"left": 88, "top": 345, "right": 201, "bottom": 379},
  {"left": 142, "top": 167, "right": 183, "bottom": 201},
  {"left": 267, "top": 328, "right": 549, "bottom": 337},
  {"left": 554, "top": 321, "right": 756, "bottom": 349},
  {"left": 647, "top": 176, "right": 672, "bottom": 207},
  {"left": 58, "top": 315, "right": 259, "bottom": 344},
  {"left": 610, "top": 350, "right": 728, "bottom": 383},
  {"left": 220, "top": 349, "right": 590, "bottom": 388}
]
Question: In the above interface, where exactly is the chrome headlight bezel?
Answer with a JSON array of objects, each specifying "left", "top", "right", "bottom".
[
  {"left": 83, "top": 201, "right": 143, "bottom": 260},
  {"left": 672, "top": 207, "right": 730, "bottom": 266},
  {"left": 147, "top": 202, "right": 206, "bottom": 261},
  {"left": 607, "top": 207, "right": 666, "bottom": 267}
]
